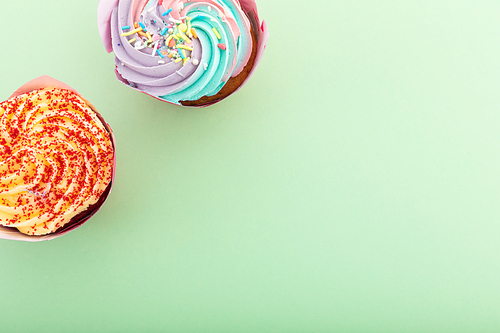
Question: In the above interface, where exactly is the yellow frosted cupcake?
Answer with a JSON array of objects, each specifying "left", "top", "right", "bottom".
[{"left": 0, "top": 76, "right": 115, "bottom": 241}]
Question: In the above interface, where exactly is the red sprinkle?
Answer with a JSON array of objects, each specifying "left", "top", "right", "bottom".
[{"left": 218, "top": 43, "right": 226, "bottom": 50}]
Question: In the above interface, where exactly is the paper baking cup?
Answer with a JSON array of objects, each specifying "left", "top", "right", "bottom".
[
  {"left": 0, "top": 76, "right": 117, "bottom": 242},
  {"left": 97, "top": 0, "right": 269, "bottom": 107}
]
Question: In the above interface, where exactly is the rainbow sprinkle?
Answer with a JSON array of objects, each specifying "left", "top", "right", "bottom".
[
  {"left": 177, "top": 48, "right": 186, "bottom": 59},
  {"left": 191, "top": 28, "right": 198, "bottom": 39},
  {"left": 121, "top": 27, "right": 143, "bottom": 37},
  {"left": 212, "top": 27, "right": 221, "bottom": 40},
  {"left": 177, "top": 45, "right": 193, "bottom": 51}
]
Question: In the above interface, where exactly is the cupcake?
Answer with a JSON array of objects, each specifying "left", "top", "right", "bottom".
[
  {"left": 98, "top": 0, "right": 269, "bottom": 107},
  {"left": 0, "top": 76, "right": 116, "bottom": 242}
]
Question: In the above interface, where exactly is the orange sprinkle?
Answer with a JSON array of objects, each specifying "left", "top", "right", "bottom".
[{"left": 191, "top": 28, "right": 198, "bottom": 39}]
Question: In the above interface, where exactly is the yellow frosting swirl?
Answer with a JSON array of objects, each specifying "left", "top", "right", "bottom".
[{"left": 0, "top": 88, "right": 114, "bottom": 235}]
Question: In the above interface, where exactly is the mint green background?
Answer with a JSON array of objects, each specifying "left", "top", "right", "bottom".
[{"left": 1, "top": 0, "right": 500, "bottom": 332}]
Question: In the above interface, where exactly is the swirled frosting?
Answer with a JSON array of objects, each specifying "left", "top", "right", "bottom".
[
  {"left": 109, "top": 0, "right": 255, "bottom": 105},
  {"left": 0, "top": 88, "right": 114, "bottom": 235}
]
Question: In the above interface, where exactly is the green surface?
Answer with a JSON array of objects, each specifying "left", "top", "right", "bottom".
[{"left": 1, "top": 0, "right": 500, "bottom": 331}]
